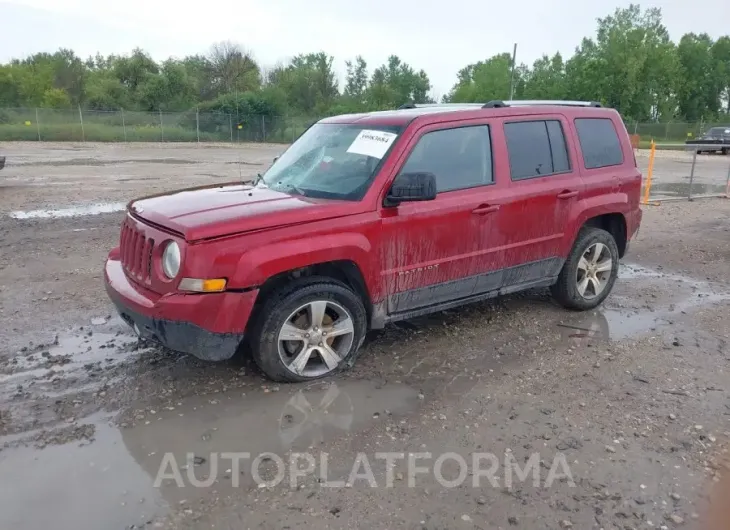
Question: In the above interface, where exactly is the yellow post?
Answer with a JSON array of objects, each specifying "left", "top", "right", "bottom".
[{"left": 642, "top": 140, "right": 656, "bottom": 205}]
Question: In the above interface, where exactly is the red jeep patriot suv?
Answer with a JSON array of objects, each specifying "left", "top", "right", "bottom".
[{"left": 104, "top": 100, "right": 642, "bottom": 382}]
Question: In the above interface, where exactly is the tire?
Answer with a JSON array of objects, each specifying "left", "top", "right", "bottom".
[
  {"left": 249, "top": 276, "right": 367, "bottom": 382},
  {"left": 722, "top": 148, "right": 728, "bottom": 156},
  {"left": 551, "top": 227, "right": 620, "bottom": 311}
]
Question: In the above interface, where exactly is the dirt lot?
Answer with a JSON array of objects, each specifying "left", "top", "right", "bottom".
[{"left": 1, "top": 142, "right": 730, "bottom": 530}]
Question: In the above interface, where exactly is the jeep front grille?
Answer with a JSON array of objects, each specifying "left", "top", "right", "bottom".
[{"left": 120, "top": 221, "right": 155, "bottom": 283}]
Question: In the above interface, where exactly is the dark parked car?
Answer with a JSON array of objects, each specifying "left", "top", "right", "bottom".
[{"left": 685, "top": 126, "right": 730, "bottom": 154}]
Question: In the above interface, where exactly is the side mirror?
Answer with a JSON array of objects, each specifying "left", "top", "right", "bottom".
[{"left": 385, "top": 172, "right": 437, "bottom": 206}]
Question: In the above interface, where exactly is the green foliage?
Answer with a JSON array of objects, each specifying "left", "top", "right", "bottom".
[
  {"left": 0, "top": 3, "right": 729, "bottom": 132},
  {"left": 448, "top": 53, "right": 517, "bottom": 102}
]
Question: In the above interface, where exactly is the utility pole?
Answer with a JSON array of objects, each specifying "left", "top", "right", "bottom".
[{"left": 509, "top": 43, "right": 518, "bottom": 101}]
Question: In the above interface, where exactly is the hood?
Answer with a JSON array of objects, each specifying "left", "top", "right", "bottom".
[{"left": 129, "top": 182, "right": 355, "bottom": 241}]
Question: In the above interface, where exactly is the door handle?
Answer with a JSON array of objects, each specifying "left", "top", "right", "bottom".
[
  {"left": 557, "top": 190, "right": 579, "bottom": 199},
  {"left": 472, "top": 204, "right": 500, "bottom": 215}
]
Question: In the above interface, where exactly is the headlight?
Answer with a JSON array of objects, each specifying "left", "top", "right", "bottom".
[{"left": 162, "top": 241, "right": 181, "bottom": 278}]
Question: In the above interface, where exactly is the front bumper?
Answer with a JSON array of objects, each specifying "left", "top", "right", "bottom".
[{"left": 104, "top": 257, "right": 258, "bottom": 361}]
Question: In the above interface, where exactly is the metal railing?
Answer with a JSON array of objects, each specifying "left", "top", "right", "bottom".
[{"left": 641, "top": 142, "right": 730, "bottom": 204}]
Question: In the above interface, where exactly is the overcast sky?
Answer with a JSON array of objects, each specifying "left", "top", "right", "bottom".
[{"left": 1, "top": 0, "right": 728, "bottom": 98}]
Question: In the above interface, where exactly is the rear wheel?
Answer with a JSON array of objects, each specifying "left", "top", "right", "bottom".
[
  {"left": 551, "top": 227, "right": 619, "bottom": 310},
  {"left": 722, "top": 148, "right": 728, "bottom": 155},
  {"left": 249, "top": 277, "right": 367, "bottom": 382}
]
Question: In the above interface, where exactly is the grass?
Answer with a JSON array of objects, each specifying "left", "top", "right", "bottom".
[
  {"left": 0, "top": 123, "right": 295, "bottom": 143},
  {"left": 638, "top": 140, "right": 688, "bottom": 150}
]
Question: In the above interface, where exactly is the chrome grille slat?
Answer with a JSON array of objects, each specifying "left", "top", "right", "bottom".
[{"left": 119, "top": 220, "right": 155, "bottom": 282}]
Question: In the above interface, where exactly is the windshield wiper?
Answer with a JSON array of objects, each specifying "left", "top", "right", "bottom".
[
  {"left": 279, "top": 183, "right": 306, "bottom": 196},
  {"left": 252, "top": 173, "right": 264, "bottom": 186}
]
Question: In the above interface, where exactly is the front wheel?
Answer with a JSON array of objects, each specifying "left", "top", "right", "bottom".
[
  {"left": 250, "top": 277, "right": 367, "bottom": 382},
  {"left": 551, "top": 227, "right": 620, "bottom": 310}
]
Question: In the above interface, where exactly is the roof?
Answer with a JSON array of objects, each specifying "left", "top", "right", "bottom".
[{"left": 319, "top": 101, "right": 616, "bottom": 128}]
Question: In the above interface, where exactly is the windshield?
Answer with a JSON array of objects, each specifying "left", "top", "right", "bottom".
[{"left": 261, "top": 123, "right": 402, "bottom": 201}]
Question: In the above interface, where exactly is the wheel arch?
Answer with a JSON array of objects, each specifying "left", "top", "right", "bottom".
[
  {"left": 572, "top": 210, "right": 628, "bottom": 258},
  {"left": 582, "top": 213, "right": 628, "bottom": 258},
  {"left": 245, "top": 259, "right": 373, "bottom": 335}
]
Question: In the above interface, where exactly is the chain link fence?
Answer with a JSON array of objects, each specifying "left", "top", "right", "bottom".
[
  {"left": 0, "top": 108, "right": 315, "bottom": 143},
  {"left": 625, "top": 120, "right": 729, "bottom": 144},
  {"left": 0, "top": 108, "right": 727, "bottom": 146}
]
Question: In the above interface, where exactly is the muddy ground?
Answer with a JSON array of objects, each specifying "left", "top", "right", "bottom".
[{"left": 1, "top": 142, "right": 730, "bottom": 530}]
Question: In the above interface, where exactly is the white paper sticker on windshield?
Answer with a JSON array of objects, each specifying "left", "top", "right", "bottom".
[{"left": 346, "top": 130, "right": 398, "bottom": 159}]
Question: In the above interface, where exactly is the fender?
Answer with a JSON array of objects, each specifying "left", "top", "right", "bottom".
[
  {"left": 228, "top": 231, "right": 375, "bottom": 295},
  {"left": 564, "top": 193, "right": 629, "bottom": 254}
]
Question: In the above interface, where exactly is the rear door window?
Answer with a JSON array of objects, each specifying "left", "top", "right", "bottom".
[
  {"left": 504, "top": 120, "right": 571, "bottom": 180},
  {"left": 574, "top": 118, "right": 624, "bottom": 169}
]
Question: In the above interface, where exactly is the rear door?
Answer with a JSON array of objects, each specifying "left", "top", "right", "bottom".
[
  {"left": 493, "top": 115, "right": 584, "bottom": 280},
  {"left": 378, "top": 120, "right": 507, "bottom": 314}
]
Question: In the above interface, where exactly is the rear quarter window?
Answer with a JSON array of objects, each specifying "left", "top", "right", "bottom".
[{"left": 574, "top": 118, "right": 624, "bottom": 169}]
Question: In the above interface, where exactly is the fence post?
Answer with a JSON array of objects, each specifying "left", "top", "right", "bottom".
[
  {"left": 78, "top": 105, "right": 85, "bottom": 142},
  {"left": 121, "top": 108, "right": 127, "bottom": 142},
  {"left": 159, "top": 109, "right": 164, "bottom": 142},
  {"left": 687, "top": 148, "right": 698, "bottom": 201},
  {"left": 262, "top": 115, "right": 266, "bottom": 142},
  {"left": 35, "top": 108, "right": 41, "bottom": 141},
  {"left": 229, "top": 114, "right": 233, "bottom": 143},
  {"left": 196, "top": 108, "right": 200, "bottom": 144}
]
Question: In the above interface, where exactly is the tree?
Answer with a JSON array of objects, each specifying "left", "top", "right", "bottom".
[
  {"left": 267, "top": 52, "right": 339, "bottom": 115},
  {"left": 365, "top": 55, "right": 432, "bottom": 109},
  {"left": 344, "top": 56, "right": 368, "bottom": 101},
  {"left": 523, "top": 53, "right": 567, "bottom": 100},
  {"left": 710, "top": 37, "right": 730, "bottom": 115},
  {"left": 113, "top": 48, "right": 159, "bottom": 93},
  {"left": 564, "top": 5, "right": 679, "bottom": 120},
  {"left": 447, "top": 53, "right": 518, "bottom": 102},
  {"left": 208, "top": 41, "right": 261, "bottom": 96},
  {"left": 0, "top": 8, "right": 729, "bottom": 126}
]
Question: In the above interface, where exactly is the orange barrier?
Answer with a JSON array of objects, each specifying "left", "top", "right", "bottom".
[{"left": 641, "top": 140, "right": 656, "bottom": 205}]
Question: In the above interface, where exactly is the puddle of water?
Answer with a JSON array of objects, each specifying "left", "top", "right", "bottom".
[
  {"left": 113, "top": 379, "right": 419, "bottom": 506},
  {"left": 0, "top": 380, "right": 419, "bottom": 529},
  {"left": 121, "top": 379, "right": 419, "bottom": 473},
  {"left": 0, "top": 414, "right": 169, "bottom": 530},
  {"left": 557, "top": 263, "right": 730, "bottom": 345},
  {"left": 9, "top": 202, "right": 126, "bottom": 219}
]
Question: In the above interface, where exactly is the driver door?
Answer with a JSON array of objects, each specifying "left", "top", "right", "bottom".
[{"left": 379, "top": 121, "right": 504, "bottom": 314}]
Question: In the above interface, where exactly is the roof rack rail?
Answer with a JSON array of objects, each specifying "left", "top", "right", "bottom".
[
  {"left": 483, "top": 100, "right": 602, "bottom": 108},
  {"left": 396, "top": 102, "right": 485, "bottom": 110}
]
